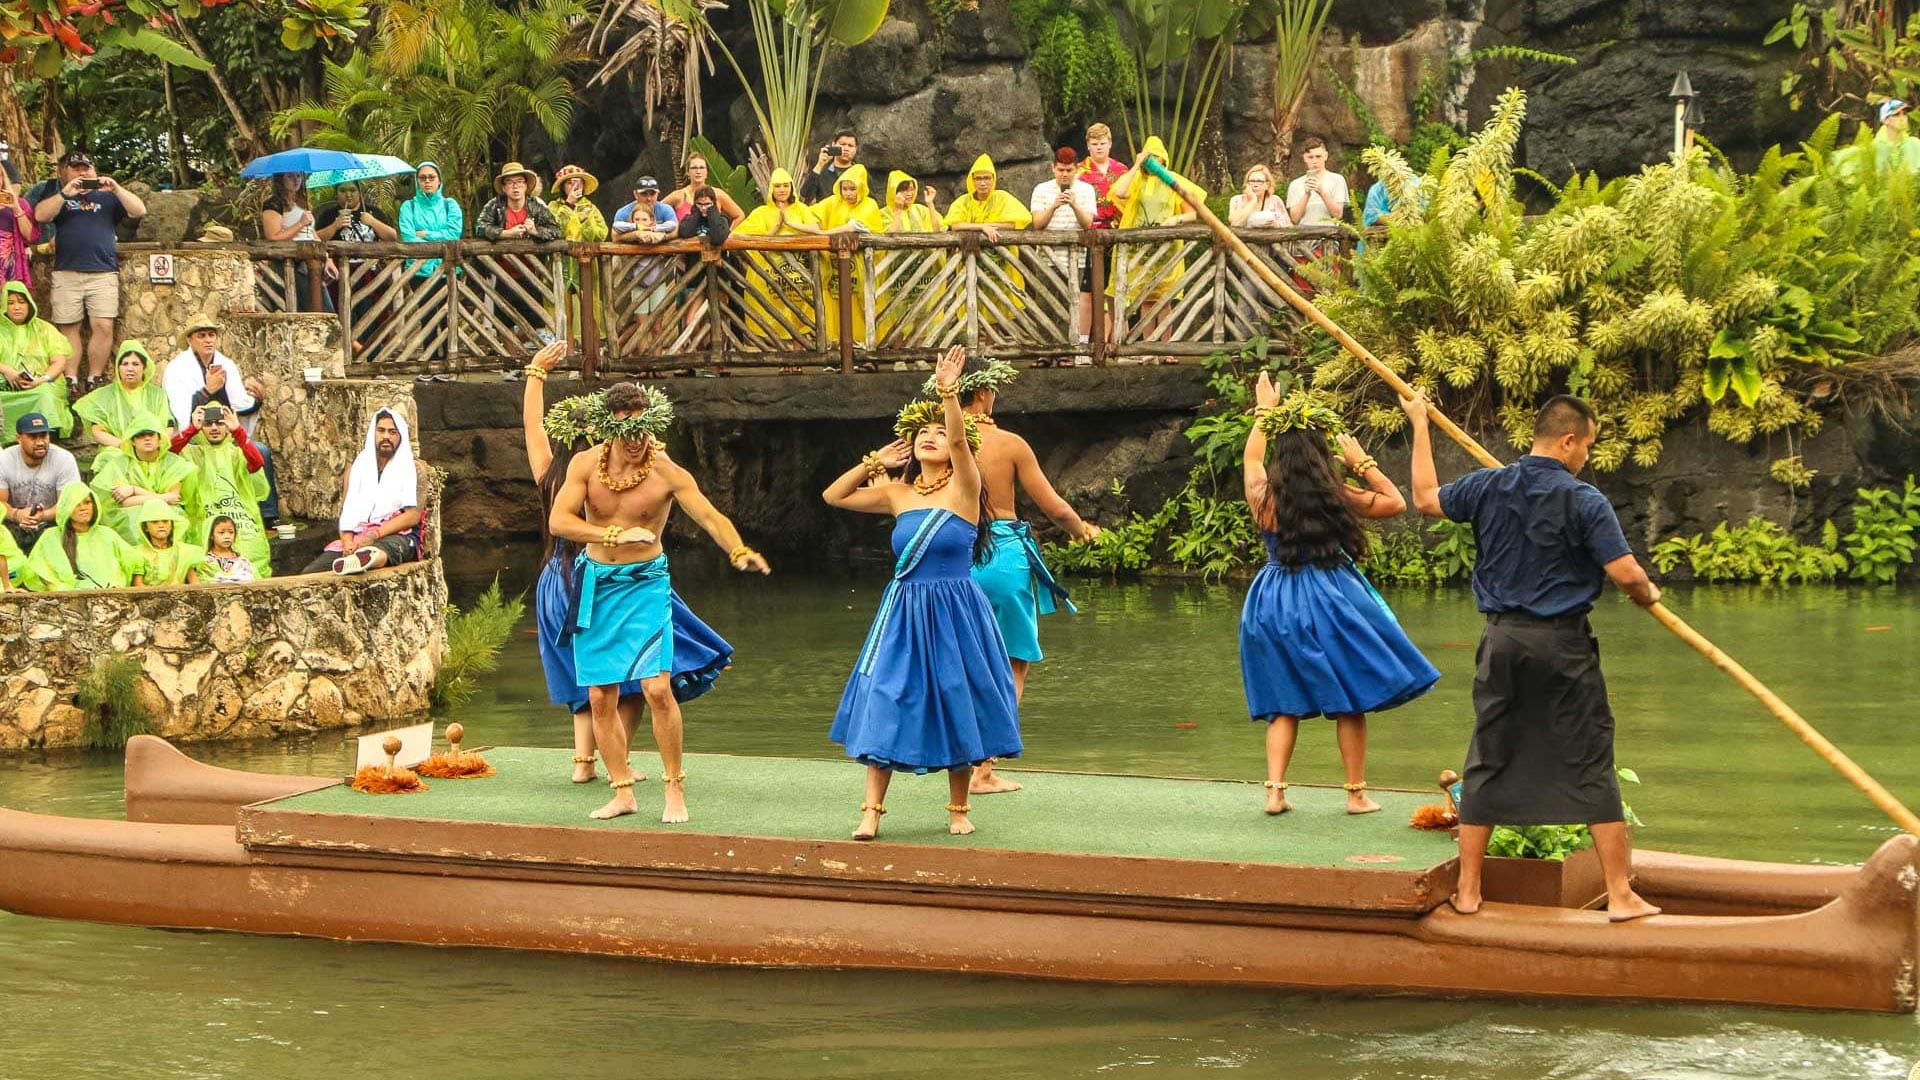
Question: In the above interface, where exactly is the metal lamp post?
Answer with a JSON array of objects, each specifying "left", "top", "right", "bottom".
[{"left": 1670, "top": 71, "right": 1695, "bottom": 159}]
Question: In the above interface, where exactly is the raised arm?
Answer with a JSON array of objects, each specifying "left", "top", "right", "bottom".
[
  {"left": 1401, "top": 392, "right": 1444, "bottom": 518},
  {"left": 932, "top": 345, "right": 980, "bottom": 504},
  {"left": 522, "top": 341, "right": 566, "bottom": 480},
  {"left": 663, "top": 458, "right": 769, "bottom": 573},
  {"left": 1243, "top": 371, "right": 1280, "bottom": 520},
  {"left": 824, "top": 440, "right": 910, "bottom": 515},
  {"left": 1011, "top": 435, "right": 1097, "bottom": 540},
  {"left": 1333, "top": 432, "right": 1406, "bottom": 519}
]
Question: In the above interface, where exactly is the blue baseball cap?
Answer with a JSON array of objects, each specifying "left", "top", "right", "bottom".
[
  {"left": 1881, "top": 99, "right": 1909, "bottom": 122},
  {"left": 14, "top": 412, "right": 50, "bottom": 436}
]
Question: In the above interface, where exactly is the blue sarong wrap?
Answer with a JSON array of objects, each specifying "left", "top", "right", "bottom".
[
  {"left": 969, "top": 519, "right": 1076, "bottom": 664},
  {"left": 565, "top": 552, "right": 675, "bottom": 688}
]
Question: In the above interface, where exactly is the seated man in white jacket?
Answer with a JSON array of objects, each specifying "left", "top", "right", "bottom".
[{"left": 164, "top": 314, "right": 278, "bottom": 521}]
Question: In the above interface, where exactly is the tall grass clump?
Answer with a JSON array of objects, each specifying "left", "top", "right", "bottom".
[{"left": 77, "top": 653, "right": 152, "bottom": 750}]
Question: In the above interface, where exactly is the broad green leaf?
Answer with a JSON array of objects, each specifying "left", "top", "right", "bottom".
[{"left": 105, "top": 26, "right": 215, "bottom": 72}]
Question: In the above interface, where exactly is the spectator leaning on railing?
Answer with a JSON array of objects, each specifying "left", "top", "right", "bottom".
[
  {"left": 664, "top": 153, "right": 745, "bottom": 225},
  {"left": 260, "top": 172, "right": 338, "bottom": 313},
  {"left": 1229, "top": 164, "right": 1287, "bottom": 227},
  {"left": 1285, "top": 135, "right": 1348, "bottom": 269},
  {"left": 397, "top": 162, "right": 463, "bottom": 284},
  {"left": 613, "top": 176, "right": 676, "bottom": 240},
  {"left": 476, "top": 162, "right": 562, "bottom": 242},
  {"left": 1027, "top": 147, "right": 1098, "bottom": 364}
]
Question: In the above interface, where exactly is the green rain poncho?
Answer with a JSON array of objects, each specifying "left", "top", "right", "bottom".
[
  {"left": 74, "top": 340, "right": 172, "bottom": 463},
  {"left": 25, "top": 484, "right": 145, "bottom": 591},
  {"left": 179, "top": 424, "right": 272, "bottom": 578},
  {"left": 0, "top": 281, "right": 75, "bottom": 444},
  {"left": 90, "top": 412, "right": 195, "bottom": 544},
  {"left": 133, "top": 501, "right": 207, "bottom": 586},
  {"left": 1, "top": 524, "right": 24, "bottom": 589}
]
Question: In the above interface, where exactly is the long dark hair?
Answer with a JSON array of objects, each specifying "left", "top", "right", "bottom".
[
  {"left": 61, "top": 497, "right": 90, "bottom": 575},
  {"left": 1257, "top": 428, "right": 1368, "bottom": 569},
  {"left": 538, "top": 439, "right": 589, "bottom": 586},
  {"left": 267, "top": 173, "right": 311, "bottom": 215},
  {"left": 901, "top": 432, "right": 992, "bottom": 565}
]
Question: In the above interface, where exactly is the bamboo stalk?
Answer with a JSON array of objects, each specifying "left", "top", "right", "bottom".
[{"left": 1137, "top": 157, "right": 1920, "bottom": 837}]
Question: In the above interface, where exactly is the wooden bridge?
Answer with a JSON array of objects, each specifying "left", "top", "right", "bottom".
[{"left": 173, "top": 225, "right": 1356, "bottom": 375}]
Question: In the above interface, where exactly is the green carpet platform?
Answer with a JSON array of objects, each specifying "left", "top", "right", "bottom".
[{"left": 269, "top": 747, "right": 1457, "bottom": 870}]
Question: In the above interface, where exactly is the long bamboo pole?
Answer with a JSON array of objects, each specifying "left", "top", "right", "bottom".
[{"left": 1138, "top": 158, "right": 1920, "bottom": 836}]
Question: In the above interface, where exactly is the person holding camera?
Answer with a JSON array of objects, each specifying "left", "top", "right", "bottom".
[
  {"left": 801, "top": 129, "right": 860, "bottom": 203},
  {"left": 1027, "top": 147, "right": 1098, "bottom": 362},
  {"left": 31, "top": 149, "right": 146, "bottom": 390}
]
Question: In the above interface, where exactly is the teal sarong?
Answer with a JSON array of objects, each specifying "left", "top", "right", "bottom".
[
  {"left": 566, "top": 552, "right": 674, "bottom": 687},
  {"left": 969, "top": 519, "right": 1075, "bottom": 663}
]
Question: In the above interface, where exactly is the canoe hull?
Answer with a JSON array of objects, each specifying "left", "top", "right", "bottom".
[{"left": 1, "top": 803, "right": 1913, "bottom": 1013}]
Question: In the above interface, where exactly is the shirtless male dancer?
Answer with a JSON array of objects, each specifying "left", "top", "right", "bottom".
[
  {"left": 942, "top": 360, "right": 1100, "bottom": 794},
  {"left": 549, "top": 382, "right": 770, "bottom": 821}
]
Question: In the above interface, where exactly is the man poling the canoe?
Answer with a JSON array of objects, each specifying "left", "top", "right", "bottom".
[
  {"left": 1405, "top": 392, "right": 1660, "bottom": 920},
  {"left": 1133, "top": 150, "right": 1920, "bottom": 844},
  {"left": 547, "top": 382, "right": 770, "bottom": 822}
]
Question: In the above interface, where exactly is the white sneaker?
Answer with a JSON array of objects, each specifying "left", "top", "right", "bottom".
[{"left": 1072, "top": 355, "right": 1092, "bottom": 367}]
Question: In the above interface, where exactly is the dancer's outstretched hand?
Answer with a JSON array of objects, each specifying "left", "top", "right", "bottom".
[
  {"left": 1253, "top": 370, "right": 1281, "bottom": 409},
  {"left": 532, "top": 340, "right": 568, "bottom": 371},
  {"left": 734, "top": 550, "right": 771, "bottom": 575},
  {"left": 934, "top": 345, "right": 966, "bottom": 390},
  {"left": 876, "top": 439, "right": 912, "bottom": 470}
]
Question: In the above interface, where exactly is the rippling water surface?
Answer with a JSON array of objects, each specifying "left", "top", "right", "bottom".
[{"left": 2, "top": 559, "right": 1916, "bottom": 1078}]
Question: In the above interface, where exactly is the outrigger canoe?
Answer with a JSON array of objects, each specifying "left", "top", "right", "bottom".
[{"left": 0, "top": 736, "right": 1913, "bottom": 1013}]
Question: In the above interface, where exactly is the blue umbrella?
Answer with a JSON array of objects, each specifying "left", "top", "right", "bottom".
[
  {"left": 305, "top": 155, "right": 420, "bottom": 189},
  {"left": 239, "top": 147, "right": 367, "bottom": 179}
]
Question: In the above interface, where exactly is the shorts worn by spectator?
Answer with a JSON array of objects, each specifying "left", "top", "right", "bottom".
[
  {"left": 303, "top": 408, "right": 423, "bottom": 576},
  {"left": 32, "top": 150, "right": 147, "bottom": 384},
  {"left": 0, "top": 411, "right": 80, "bottom": 552}
]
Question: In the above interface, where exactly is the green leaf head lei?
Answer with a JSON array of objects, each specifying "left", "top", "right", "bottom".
[
  {"left": 1254, "top": 391, "right": 1347, "bottom": 446},
  {"left": 566, "top": 385, "right": 675, "bottom": 444},
  {"left": 894, "top": 399, "right": 982, "bottom": 451},
  {"left": 920, "top": 357, "right": 1018, "bottom": 399}
]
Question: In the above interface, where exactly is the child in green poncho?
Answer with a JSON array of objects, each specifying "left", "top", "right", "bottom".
[
  {"left": 25, "top": 485, "right": 145, "bottom": 590},
  {"left": 73, "top": 340, "right": 172, "bottom": 465},
  {"left": 133, "top": 500, "right": 205, "bottom": 585},
  {"left": 0, "top": 281, "right": 75, "bottom": 445},
  {"left": 0, "top": 523, "right": 23, "bottom": 590},
  {"left": 91, "top": 413, "right": 195, "bottom": 544},
  {"left": 177, "top": 404, "right": 272, "bottom": 578}
]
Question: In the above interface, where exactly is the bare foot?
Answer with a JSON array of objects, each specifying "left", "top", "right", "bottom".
[
  {"left": 852, "top": 807, "right": 882, "bottom": 841},
  {"left": 589, "top": 790, "right": 638, "bottom": 820},
  {"left": 1607, "top": 891, "right": 1662, "bottom": 923},
  {"left": 571, "top": 761, "right": 596, "bottom": 784},
  {"left": 948, "top": 810, "right": 975, "bottom": 836},
  {"left": 661, "top": 779, "right": 689, "bottom": 824},
  {"left": 1264, "top": 782, "right": 1290, "bottom": 815},
  {"left": 969, "top": 768, "right": 1023, "bottom": 795},
  {"left": 1447, "top": 893, "right": 1481, "bottom": 915},
  {"left": 1346, "top": 792, "right": 1382, "bottom": 815}
]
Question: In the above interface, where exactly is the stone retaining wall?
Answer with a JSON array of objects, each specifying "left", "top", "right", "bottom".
[{"left": 0, "top": 560, "right": 447, "bottom": 750}]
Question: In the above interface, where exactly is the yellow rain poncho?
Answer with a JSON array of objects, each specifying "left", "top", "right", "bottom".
[
  {"left": 90, "top": 411, "right": 195, "bottom": 544},
  {"left": 24, "top": 484, "right": 145, "bottom": 591},
  {"left": 133, "top": 501, "right": 207, "bottom": 586},
  {"left": 814, "top": 163, "right": 884, "bottom": 344},
  {"left": 942, "top": 154, "right": 1032, "bottom": 335},
  {"left": 74, "top": 340, "right": 172, "bottom": 466},
  {"left": 1109, "top": 136, "right": 1206, "bottom": 308},
  {"left": 735, "top": 169, "right": 821, "bottom": 346},
  {"left": 874, "top": 170, "right": 945, "bottom": 342},
  {"left": 0, "top": 281, "right": 75, "bottom": 444}
]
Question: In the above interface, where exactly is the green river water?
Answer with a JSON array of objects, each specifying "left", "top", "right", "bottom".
[{"left": 2, "top": 559, "right": 1917, "bottom": 1079}]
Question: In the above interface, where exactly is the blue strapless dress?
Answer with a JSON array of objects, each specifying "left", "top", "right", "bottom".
[
  {"left": 1239, "top": 534, "right": 1439, "bottom": 721},
  {"left": 535, "top": 550, "right": 734, "bottom": 713},
  {"left": 830, "top": 509, "right": 1022, "bottom": 773}
]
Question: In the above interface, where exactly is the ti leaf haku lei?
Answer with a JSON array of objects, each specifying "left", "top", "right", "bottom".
[
  {"left": 894, "top": 399, "right": 983, "bottom": 451},
  {"left": 920, "top": 357, "right": 1018, "bottom": 399},
  {"left": 1254, "top": 390, "right": 1347, "bottom": 443},
  {"left": 547, "top": 385, "right": 676, "bottom": 445}
]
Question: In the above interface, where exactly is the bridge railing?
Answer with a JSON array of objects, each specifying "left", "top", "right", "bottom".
[{"left": 172, "top": 225, "right": 1356, "bottom": 375}]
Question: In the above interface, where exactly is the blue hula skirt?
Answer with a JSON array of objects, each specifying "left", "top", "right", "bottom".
[
  {"left": 969, "top": 519, "right": 1076, "bottom": 664},
  {"left": 538, "top": 550, "right": 733, "bottom": 712},
  {"left": 831, "top": 508, "right": 1023, "bottom": 773},
  {"left": 1239, "top": 549, "right": 1439, "bottom": 721}
]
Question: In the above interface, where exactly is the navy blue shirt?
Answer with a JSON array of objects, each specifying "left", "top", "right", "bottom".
[
  {"left": 1439, "top": 455, "right": 1633, "bottom": 618},
  {"left": 48, "top": 190, "right": 126, "bottom": 273}
]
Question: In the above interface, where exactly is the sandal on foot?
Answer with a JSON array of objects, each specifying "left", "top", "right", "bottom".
[{"left": 852, "top": 802, "right": 885, "bottom": 841}]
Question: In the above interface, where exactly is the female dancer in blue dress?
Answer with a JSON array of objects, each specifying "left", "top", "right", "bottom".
[
  {"left": 823, "top": 346, "right": 1021, "bottom": 841},
  {"left": 1240, "top": 371, "right": 1439, "bottom": 816},
  {"left": 522, "top": 342, "right": 734, "bottom": 784}
]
